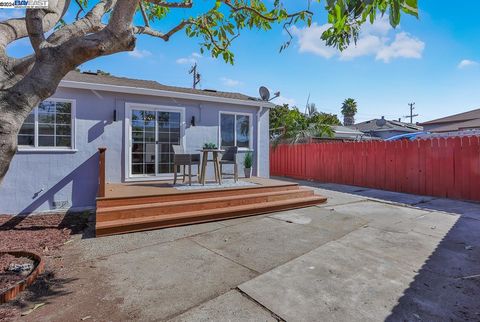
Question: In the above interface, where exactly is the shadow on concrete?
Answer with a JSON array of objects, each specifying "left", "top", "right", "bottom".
[
  {"left": 272, "top": 176, "right": 480, "bottom": 219},
  {"left": 385, "top": 214, "right": 480, "bottom": 321},
  {"left": 273, "top": 176, "right": 480, "bottom": 320}
]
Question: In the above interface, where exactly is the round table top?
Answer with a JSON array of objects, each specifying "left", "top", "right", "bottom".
[{"left": 197, "top": 148, "right": 225, "bottom": 152}]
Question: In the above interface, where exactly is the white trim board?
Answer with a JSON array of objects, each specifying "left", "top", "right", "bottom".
[{"left": 60, "top": 80, "right": 275, "bottom": 108}]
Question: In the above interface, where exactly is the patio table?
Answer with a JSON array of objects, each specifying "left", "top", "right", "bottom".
[{"left": 197, "top": 148, "right": 225, "bottom": 185}]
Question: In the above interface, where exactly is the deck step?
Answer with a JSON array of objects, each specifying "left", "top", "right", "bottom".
[
  {"left": 97, "top": 183, "right": 300, "bottom": 208},
  {"left": 96, "top": 188, "right": 314, "bottom": 222},
  {"left": 96, "top": 195, "right": 327, "bottom": 237}
]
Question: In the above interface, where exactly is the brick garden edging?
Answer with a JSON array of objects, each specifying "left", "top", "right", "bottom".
[{"left": 0, "top": 251, "right": 45, "bottom": 303}]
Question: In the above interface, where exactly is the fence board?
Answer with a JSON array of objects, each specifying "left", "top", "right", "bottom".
[{"left": 270, "top": 138, "right": 480, "bottom": 202}]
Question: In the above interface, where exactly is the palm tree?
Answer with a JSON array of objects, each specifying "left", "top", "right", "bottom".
[{"left": 341, "top": 98, "right": 358, "bottom": 126}]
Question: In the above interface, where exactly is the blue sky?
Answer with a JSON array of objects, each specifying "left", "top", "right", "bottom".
[{"left": 4, "top": 1, "right": 480, "bottom": 123}]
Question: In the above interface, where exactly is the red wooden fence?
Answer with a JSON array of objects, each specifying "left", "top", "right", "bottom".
[{"left": 270, "top": 137, "right": 480, "bottom": 202}]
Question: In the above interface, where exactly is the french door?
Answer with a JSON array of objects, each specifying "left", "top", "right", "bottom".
[{"left": 126, "top": 104, "right": 184, "bottom": 179}]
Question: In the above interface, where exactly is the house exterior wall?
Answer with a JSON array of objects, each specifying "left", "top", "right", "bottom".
[{"left": 0, "top": 87, "right": 270, "bottom": 214}]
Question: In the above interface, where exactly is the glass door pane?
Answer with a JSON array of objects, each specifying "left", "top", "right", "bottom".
[
  {"left": 157, "top": 111, "right": 181, "bottom": 174},
  {"left": 131, "top": 109, "right": 156, "bottom": 176}
]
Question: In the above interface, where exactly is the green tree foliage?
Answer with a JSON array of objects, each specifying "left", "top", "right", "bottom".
[
  {"left": 270, "top": 104, "right": 341, "bottom": 145},
  {"left": 341, "top": 98, "right": 358, "bottom": 117},
  {"left": 72, "top": 0, "right": 418, "bottom": 64}
]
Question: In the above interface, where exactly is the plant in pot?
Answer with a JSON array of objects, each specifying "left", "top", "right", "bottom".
[
  {"left": 243, "top": 152, "right": 253, "bottom": 178},
  {"left": 203, "top": 142, "right": 217, "bottom": 149}
]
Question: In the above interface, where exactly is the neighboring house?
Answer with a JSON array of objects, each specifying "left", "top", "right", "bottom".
[
  {"left": 0, "top": 71, "right": 273, "bottom": 214},
  {"left": 419, "top": 108, "right": 480, "bottom": 133},
  {"left": 313, "top": 125, "right": 377, "bottom": 142},
  {"left": 353, "top": 117, "right": 423, "bottom": 140}
]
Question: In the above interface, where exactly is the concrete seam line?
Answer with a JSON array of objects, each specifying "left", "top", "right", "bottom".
[
  {"left": 187, "top": 237, "right": 261, "bottom": 275},
  {"left": 236, "top": 287, "right": 286, "bottom": 322},
  {"left": 76, "top": 224, "right": 228, "bottom": 263}
]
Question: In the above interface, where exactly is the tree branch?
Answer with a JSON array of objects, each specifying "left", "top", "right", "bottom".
[
  {"left": 144, "top": 0, "right": 192, "bottom": 8},
  {"left": 134, "top": 20, "right": 189, "bottom": 41}
]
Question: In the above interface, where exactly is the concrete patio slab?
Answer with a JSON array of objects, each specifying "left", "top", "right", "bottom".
[
  {"left": 336, "top": 226, "right": 445, "bottom": 270},
  {"left": 75, "top": 221, "right": 224, "bottom": 261},
  {"left": 166, "top": 290, "right": 277, "bottom": 322},
  {"left": 97, "top": 238, "right": 257, "bottom": 321},
  {"left": 353, "top": 188, "right": 437, "bottom": 205},
  {"left": 308, "top": 188, "right": 367, "bottom": 208},
  {"left": 191, "top": 216, "right": 341, "bottom": 273},
  {"left": 17, "top": 178, "right": 480, "bottom": 322},
  {"left": 269, "top": 206, "right": 369, "bottom": 238},
  {"left": 331, "top": 201, "right": 428, "bottom": 232},
  {"left": 239, "top": 241, "right": 419, "bottom": 322}
]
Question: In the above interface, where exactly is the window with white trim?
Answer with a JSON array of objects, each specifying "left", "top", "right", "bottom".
[
  {"left": 220, "top": 112, "right": 251, "bottom": 149},
  {"left": 18, "top": 99, "right": 75, "bottom": 149}
]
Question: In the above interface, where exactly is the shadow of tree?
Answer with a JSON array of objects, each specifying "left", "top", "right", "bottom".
[{"left": 7, "top": 270, "right": 78, "bottom": 311}]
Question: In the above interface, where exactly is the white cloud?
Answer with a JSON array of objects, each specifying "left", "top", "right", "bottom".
[
  {"left": 128, "top": 48, "right": 152, "bottom": 58},
  {"left": 272, "top": 96, "right": 296, "bottom": 106},
  {"left": 176, "top": 57, "right": 196, "bottom": 64},
  {"left": 220, "top": 77, "right": 243, "bottom": 87},
  {"left": 176, "top": 52, "right": 203, "bottom": 64},
  {"left": 290, "top": 23, "right": 336, "bottom": 59},
  {"left": 376, "top": 32, "right": 425, "bottom": 63},
  {"left": 291, "top": 17, "right": 425, "bottom": 63},
  {"left": 458, "top": 59, "right": 479, "bottom": 69}
]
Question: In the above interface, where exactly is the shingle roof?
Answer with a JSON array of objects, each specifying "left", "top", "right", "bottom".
[
  {"left": 353, "top": 118, "right": 422, "bottom": 133},
  {"left": 419, "top": 108, "right": 480, "bottom": 125},
  {"left": 423, "top": 118, "right": 480, "bottom": 132},
  {"left": 62, "top": 71, "right": 260, "bottom": 102}
]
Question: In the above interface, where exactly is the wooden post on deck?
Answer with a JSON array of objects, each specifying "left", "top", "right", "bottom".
[{"left": 98, "top": 147, "right": 107, "bottom": 198}]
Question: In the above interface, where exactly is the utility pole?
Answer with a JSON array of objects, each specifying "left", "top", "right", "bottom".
[
  {"left": 189, "top": 63, "right": 201, "bottom": 89},
  {"left": 404, "top": 102, "right": 419, "bottom": 124}
]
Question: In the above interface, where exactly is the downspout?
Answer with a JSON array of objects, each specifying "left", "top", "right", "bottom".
[{"left": 256, "top": 105, "right": 263, "bottom": 177}]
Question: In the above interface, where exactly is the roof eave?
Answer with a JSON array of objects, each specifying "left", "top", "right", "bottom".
[{"left": 59, "top": 80, "right": 274, "bottom": 108}]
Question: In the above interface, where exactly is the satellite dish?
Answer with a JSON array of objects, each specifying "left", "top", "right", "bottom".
[{"left": 259, "top": 86, "right": 270, "bottom": 101}]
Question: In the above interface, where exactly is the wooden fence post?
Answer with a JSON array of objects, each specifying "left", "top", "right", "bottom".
[{"left": 98, "top": 147, "right": 107, "bottom": 198}]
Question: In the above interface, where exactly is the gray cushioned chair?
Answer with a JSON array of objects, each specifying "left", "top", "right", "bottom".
[
  {"left": 219, "top": 146, "right": 238, "bottom": 182},
  {"left": 172, "top": 145, "right": 200, "bottom": 186}
]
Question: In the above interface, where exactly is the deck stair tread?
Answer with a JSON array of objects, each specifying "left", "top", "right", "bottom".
[
  {"left": 95, "top": 183, "right": 327, "bottom": 237},
  {"left": 96, "top": 195, "right": 326, "bottom": 236},
  {"left": 96, "top": 183, "right": 300, "bottom": 207},
  {"left": 97, "top": 188, "right": 313, "bottom": 214}
]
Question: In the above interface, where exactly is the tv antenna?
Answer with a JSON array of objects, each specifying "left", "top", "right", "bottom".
[
  {"left": 404, "top": 102, "right": 419, "bottom": 124},
  {"left": 189, "top": 63, "right": 201, "bottom": 89}
]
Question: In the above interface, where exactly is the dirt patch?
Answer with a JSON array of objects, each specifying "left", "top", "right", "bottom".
[{"left": 0, "top": 212, "right": 89, "bottom": 321}]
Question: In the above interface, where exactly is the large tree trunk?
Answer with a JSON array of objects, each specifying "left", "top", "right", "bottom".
[
  {"left": 0, "top": 0, "right": 139, "bottom": 184},
  {"left": 0, "top": 95, "right": 24, "bottom": 185}
]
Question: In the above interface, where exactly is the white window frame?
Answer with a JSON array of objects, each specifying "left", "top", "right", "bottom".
[
  {"left": 124, "top": 102, "right": 186, "bottom": 182},
  {"left": 17, "top": 98, "right": 77, "bottom": 152},
  {"left": 218, "top": 111, "right": 254, "bottom": 151}
]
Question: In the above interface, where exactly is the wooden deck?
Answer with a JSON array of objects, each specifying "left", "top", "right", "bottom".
[{"left": 95, "top": 177, "right": 327, "bottom": 237}]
